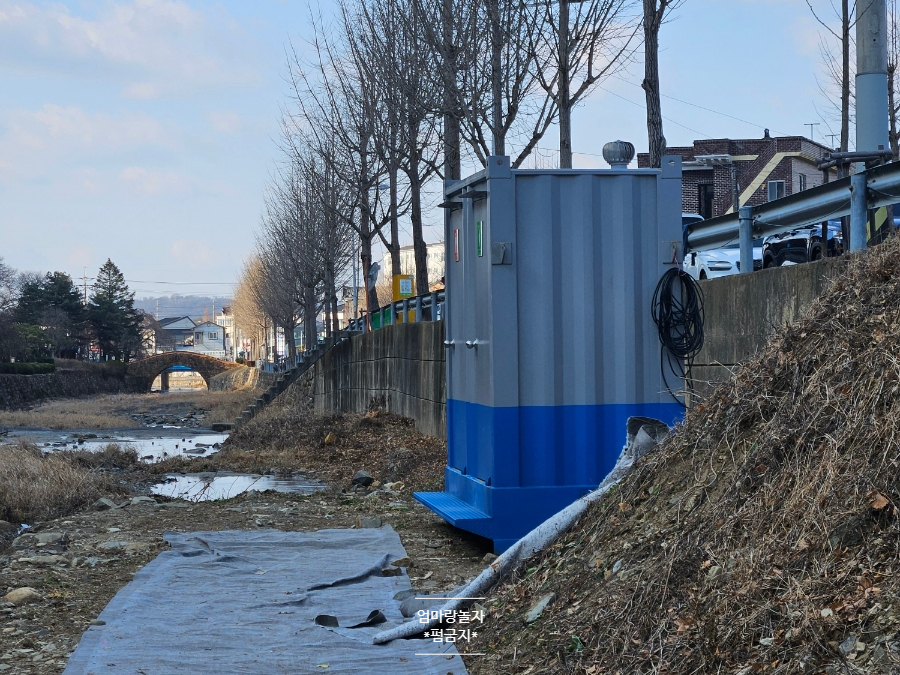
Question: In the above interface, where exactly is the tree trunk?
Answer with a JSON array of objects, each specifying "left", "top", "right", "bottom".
[
  {"left": 389, "top": 165, "right": 401, "bottom": 276},
  {"left": 841, "top": 0, "right": 850, "bottom": 152},
  {"left": 304, "top": 286, "right": 317, "bottom": 351},
  {"left": 642, "top": 1, "right": 666, "bottom": 168},
  {"left": 283, "top": 319, "right": 296, "bottom": 368},
  {"left": 890, "top": 66, "right": 899, "bottom": 158},
  {"left": 328, "top": 261, "right": 339, "bottom": 334},
  {"left": 558, "top": 0, "right": 573, "bottom": 169},
  {"left": 442, "top": 0, "right": 461, "bottom": 181},
  {"left": 361, "top": 236, "right": 379, "bottom": 320},
  {"left": 409, "top": 147, "right": 429, "bottom": 299},
  {"left": 490, "top": 0, "right": 505, "bottom": 156}
]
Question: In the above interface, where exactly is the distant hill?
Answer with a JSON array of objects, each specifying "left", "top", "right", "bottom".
[{"left": 134, "top": 295, "right": 233, "bottom": 322}]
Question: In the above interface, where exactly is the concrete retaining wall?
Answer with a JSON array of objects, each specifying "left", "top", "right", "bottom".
[
  {"left": 208, "top": 366, "right": 276, "bottom": 392},
  {"left": 303, "top": 261, "right": 844, "bottom": 431},
  {"left": 690, "top": 257, "right": 846, "bottom": 400},
  {"left": 0, "top": 364, "right": 142, "bottom": 410},
  {"left": 309, "top": 322, "right": 446, "bottom": 438}
]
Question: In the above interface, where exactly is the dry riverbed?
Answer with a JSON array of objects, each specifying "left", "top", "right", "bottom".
[{"left": 0, "top": 395, "right": 490, "bottom": 674}]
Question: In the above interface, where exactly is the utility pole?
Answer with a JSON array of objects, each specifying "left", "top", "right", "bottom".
[
  {"left": 82, "top": 268, "right": 88, "bottom": 306},
  {"left": 856, "top": 0, "right": 890, "bottom": 245}
]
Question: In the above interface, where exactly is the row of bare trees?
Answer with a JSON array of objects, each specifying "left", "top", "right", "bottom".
[{"left": 234, "top": 0, "right": 682, "bottom": 363}]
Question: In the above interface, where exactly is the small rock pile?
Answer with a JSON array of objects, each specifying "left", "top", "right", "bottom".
[{"left": 130, "top": 410, "right": 206, "bottom": 428}]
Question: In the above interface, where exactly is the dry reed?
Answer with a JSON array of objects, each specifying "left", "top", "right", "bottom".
[{"left": 470, "top": 239, "right": 900, "bottom": 674}]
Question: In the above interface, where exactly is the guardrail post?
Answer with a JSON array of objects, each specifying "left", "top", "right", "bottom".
[
  {"left": 851, "top": 171, "right": 868, "bottom": 251},
  {"left": 430, "top": 291, "right": 438, "bottom": 321},
  {"left": 389, "top": 303, "right": 395, "bottom": 326},
  {"left": 414, "top": 295, "right": 422, "bottom": 322},
  {"left": 739, "top": 206, "right": 753, "bottom": 274},
  {"left": 402, "top": 298, "right": 409, "bottom": 324}
]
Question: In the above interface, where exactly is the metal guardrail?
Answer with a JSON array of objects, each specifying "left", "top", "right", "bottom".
[
  {"left": 684, "top": 160, "right": 900, "bottom": 253},
  {"left": 346, "top": 289, "right": 445, "bottom": 332}
]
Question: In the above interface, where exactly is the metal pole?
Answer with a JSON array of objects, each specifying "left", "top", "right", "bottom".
[
  {"left": 851, "top": 171, "right": 868, "bottom": 251},
  {"left": 856, "top": 0, "right": 889, "bottom": 155},
  {"left": 738, "top": 206, "right": 753, "bottom": 273},
  {"left": 353, "top": 238, "right": 359, "bottom": 320}
]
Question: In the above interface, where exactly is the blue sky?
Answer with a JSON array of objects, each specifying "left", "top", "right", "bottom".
[{"left": 0, "top": 0, "right": 834, "bottom": 298}]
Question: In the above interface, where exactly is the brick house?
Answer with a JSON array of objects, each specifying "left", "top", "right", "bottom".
[{"left": 637, "top": 133, "right": 838, "bottom": 218}]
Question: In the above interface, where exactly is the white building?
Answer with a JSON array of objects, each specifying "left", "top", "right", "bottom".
[
  {"left": 176, "top": 321, "right": 226, "bottom": 359},
  {"left": 215, "top": 308, "right": 234, "bottom": 360},
  {"left": 382, "top": 241, "right": 445, "bottom": 291}
]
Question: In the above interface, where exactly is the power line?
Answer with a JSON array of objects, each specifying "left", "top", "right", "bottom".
[
  {"left": 595, "top": 85, "right": 712, "bottom": 139},
  {"left": 608, "top": 74, "right": 794, "bottom": 137}
]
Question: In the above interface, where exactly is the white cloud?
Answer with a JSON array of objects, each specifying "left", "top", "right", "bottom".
[
  {"left": 208, "top": 111, "right": 241, "bottom": 133},
  {"left": 0, "top": 104, "right": 174, "bottom": 181},
  {"left": 66, "top": 244, "right": 95, "bottom": 268},
  {"left": 120, "top": 166, "right": 189, "bottom": 195},
  {"left": 122, "top": 82, "right": 162, "bottom": 100},
  {"left": 0, "top": 0, "right": 260, "bottom": 95},
  {"left": 171, "top": 238, "right": 215, "bottom": 265}
]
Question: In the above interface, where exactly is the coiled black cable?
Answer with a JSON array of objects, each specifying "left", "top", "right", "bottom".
[{"left": 651, "top": 268, "right": 705, "bottom": 407}]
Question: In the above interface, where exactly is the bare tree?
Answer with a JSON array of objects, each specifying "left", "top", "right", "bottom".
[
  {"left": 418, "top": 0, "right": 558, "bottom": 168},
  {"left": 889, "top": 0, "right": 899, "bottom": 157},
  {"left": 642, "top": 0, "right": 683, "bottom": 167},
  {"left": 534, "top": 0, "right": 640, "bottom": 168},
  {"left": 359, "top": 0, "right": 441, "bottom": 296},
  {"left": 807, "top": 0, "right": 856, "bottom": 152},
  {"left": 286, "top": 10, "right": 391, "bottom": 322},
  {"left": 233, "top": 258, "right": 271, "bottom": 363}
]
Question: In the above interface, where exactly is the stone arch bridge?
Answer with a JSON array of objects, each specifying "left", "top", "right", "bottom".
[{"left": 127, "top": 352, "right": 241, "bottom": 391}]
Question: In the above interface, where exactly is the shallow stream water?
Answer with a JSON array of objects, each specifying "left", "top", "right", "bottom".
[
  {"left": 152, "top": 472, "right": 324, "bottom": 501},
  {"left": 8, "top": 427, "right": 322, "bottom": 502},
  {"left": 33, "top": 430, "right": 230, "bottom": 462}
]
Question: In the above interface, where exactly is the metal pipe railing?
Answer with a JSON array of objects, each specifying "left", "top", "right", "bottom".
[
  {"left": 346, "top": 289, "right": 445, "bottom": 332},
  {"left": 685, "top": 160, "right": 900, "bottom": 254}
]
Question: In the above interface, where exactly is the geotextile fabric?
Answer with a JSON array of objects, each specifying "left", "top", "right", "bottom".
[{"left": 63, "top": 528, "right": 466, "bottom": 674}]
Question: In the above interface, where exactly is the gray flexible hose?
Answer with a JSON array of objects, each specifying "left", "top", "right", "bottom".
[{"left": 372, "top": 418, "right": 666, "bottom": 645}]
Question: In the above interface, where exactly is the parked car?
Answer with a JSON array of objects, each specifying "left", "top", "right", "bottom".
[
  {"left": 761, "top": 221, "right": 843, "bottom": 268},
  {"left": 681, "top": 213, "right": 763, "bottom": 281}
]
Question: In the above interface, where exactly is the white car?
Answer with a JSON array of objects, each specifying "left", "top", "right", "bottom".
[{"left": 681, "top": 213, "right": 762, "bottom": 281}]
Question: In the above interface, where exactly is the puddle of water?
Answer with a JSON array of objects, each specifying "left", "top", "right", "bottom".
[
  {"left": 151, "top": 473, "right": 323, "bottom": 501},
  {"left": 44, "top": 433, "right": 229, "bottom": 462}
]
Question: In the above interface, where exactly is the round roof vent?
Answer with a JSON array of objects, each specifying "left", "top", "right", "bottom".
[{"left": 602, "top": 140, "right": 635, "bottom": 168}]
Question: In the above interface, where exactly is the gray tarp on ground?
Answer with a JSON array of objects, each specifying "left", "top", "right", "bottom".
[{"left": 63, "top": 528, "right": 466, "bottom": 674}]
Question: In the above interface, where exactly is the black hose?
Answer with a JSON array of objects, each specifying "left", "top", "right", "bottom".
[{"left": 651, "top": 268, "right": 705, "bottom": 407}]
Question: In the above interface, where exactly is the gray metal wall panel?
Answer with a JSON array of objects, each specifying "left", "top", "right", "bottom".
[{"left": 444, "top": 164, "right": 682, "bottom": 410}]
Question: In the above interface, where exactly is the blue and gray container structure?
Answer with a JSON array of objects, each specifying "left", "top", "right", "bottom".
[{"left": 413, "top": 154, "right": 686, "bottom": 552}]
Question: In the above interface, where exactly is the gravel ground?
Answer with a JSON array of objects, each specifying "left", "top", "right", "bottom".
[{"left": 0, "top": 400, "right": 491, "bottom": 674}]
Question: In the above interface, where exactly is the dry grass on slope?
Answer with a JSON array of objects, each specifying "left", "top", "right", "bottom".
[
  {"left": 469, "top": 241, "right": 900, "bottom": 675},
  {"left": 0, "top": 441, "right": 128, "bottom": 526},
  {"left": 150, "top": 405, "right": 447, "bottom": 494}
]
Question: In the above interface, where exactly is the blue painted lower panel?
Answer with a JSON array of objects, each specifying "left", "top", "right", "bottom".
[
  {"left": 446, "top": 399, "right": 682, "bottom": 488},
  {"left": 427, "top": 400, "right": 683, "bottom": 551}
]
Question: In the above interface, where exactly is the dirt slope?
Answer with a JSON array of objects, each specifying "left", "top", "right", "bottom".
[{"left": 467, "top": 241, "right": 900, "bottom": 674}]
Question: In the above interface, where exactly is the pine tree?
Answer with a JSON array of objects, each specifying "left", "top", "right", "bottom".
[
  {"left": 15, "top": 272, "right": 87, "bottom": 358},
  {"left": 88, "top": 260, "right": 141, "bottom": 361}
]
